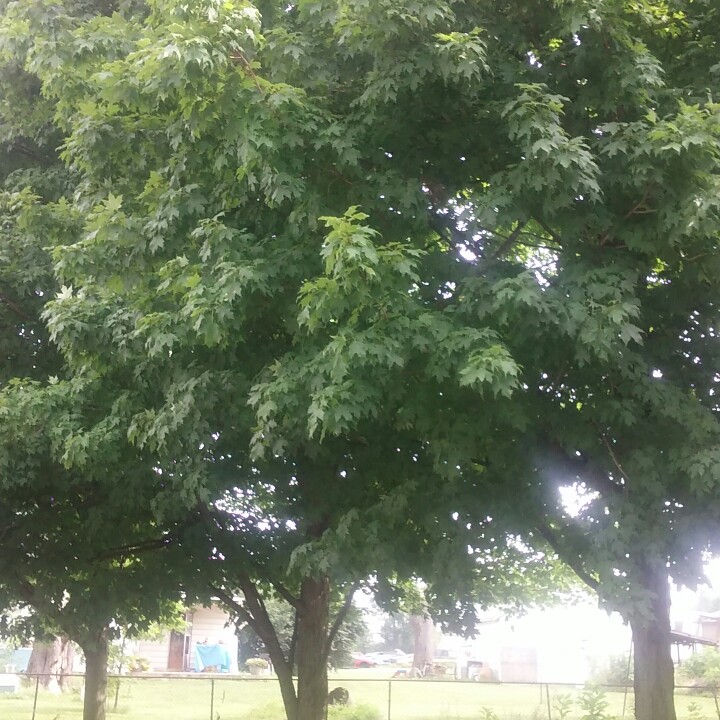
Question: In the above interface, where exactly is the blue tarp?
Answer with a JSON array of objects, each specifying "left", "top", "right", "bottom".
[{"left": 194, "top": 644, "right": 231, "bottom": 672}]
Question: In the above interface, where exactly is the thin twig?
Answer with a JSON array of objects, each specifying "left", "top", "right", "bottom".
[
  {"left": 327, "top": 166, "right": 353, "bottom": 187},
  {"left": 684, "top": 252, "right": 709, "bottom": 263},
  {"left": 602, "top": 436, "right": 628, "bottom": 485},
  {"left": 624, "top": 185, "right": 653, "bottom": 219},
  {"left": 230, "top": 51, "right": 265, "bottom": 96}
]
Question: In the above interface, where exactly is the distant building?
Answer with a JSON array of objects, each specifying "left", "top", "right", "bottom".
[
  {"left": 435, "top": 603, "right": 632, "bottom": 684},
  {"left": 697, "top": 611, "right": 720, "bottom": 644},
  {"left": 134, "top": 603, "right": 238, "bottom": 673},
  {"left": 0, "top": 645, "right": 31, "bottom": 674}
]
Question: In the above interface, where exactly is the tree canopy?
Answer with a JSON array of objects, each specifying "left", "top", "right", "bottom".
[
  {"left": 2, "top": 2, "right": 720, "bottom": 720},
  {"left": 0, "top": 5, "right": 205, "bottom": 719}
]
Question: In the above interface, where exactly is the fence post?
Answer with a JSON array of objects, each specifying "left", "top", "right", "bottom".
[
  {"left": 114, "top": 675, "right": 121, "bottom": 711},
  {"left": 545, "top": 684, "right": 551, "bottom": 720},
  {"left": 622, "top": 638, "right": 633, "bottom": 717},
  {"left": 387, "top": 679, "right": 392, "bottom": 720},
  {"left": 210, "top": 677, "right": 215, "bottom": 720},
  {"left": 31, "top": 674, "right": 40, "bottom": 720}
]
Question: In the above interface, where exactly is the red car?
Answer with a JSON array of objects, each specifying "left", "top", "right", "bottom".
[{"left": 351, "top": 653, "right": 377, "bottom": 668}]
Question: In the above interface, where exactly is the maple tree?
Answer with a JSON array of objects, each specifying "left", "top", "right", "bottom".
[
  {"left": 0, "top": 5, "right": 196, "bottom": 720},
  {"left": 2, "top": 2, "right": 720, "bottom": 720}
]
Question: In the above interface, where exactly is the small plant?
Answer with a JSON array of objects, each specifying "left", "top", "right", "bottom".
[
  {"left": 245, "top": 657, "right": 269, "bottom": 674},
  {"left": 126, "top": 656, "right": 150, "bottom": 673},
  {"left": 553, "top": 693, "right": 573, "bottom": 720},
  {"left": 478, "top": 708, "right": 501, "bottom": 720},
  {"left": 578, "top": 685, "right": 609, "bottom": 720},
  {"left": 688, "top": 701, "right": 708, "bottom": 720}
]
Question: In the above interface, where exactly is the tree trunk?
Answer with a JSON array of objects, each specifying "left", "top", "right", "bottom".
[
  {"left": 217, "top": 570, "right": 334, "bottom": 720},
  {"left": 410, "top": 615, "right": 434, "bottom": 675},
  {"left": 219, "top": 580, "right": 300, "bottom": 720},
  {"left": 26, "top": 636, "right": 75, "bottom": 691},
  {"left": 295, "top": 575, "right": 330, "bottom": 720},
  {"left": 271, "top": 648, "right": 298, "bottom": 720},
  {"left": 80, "top": 629, "right": 109, "bottom": 720},
  {"left": 630, "top": 564, "right": 677, "bottom": 720}
]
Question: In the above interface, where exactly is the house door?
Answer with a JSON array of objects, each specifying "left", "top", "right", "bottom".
[{"left": 167, "top": 631, "right": 185, "bottom": 671}]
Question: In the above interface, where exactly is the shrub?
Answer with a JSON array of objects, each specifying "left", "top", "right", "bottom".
[
  {"left": 245, "top": 657, "right": 269, "bottom": 669},
  {"left": 578, "top": 685, "right": 610, "bottom": 720},
  {"left": 553, "top": 693, "right": 573, "bottom": 720},
  {"left": 126, "top": 656, "right": 150, "bottom": 673},
  {"left": 678, "top": 648, "right": 720, "bottom": 688},
  {"left": 590, "top": 653, "right": 633, "bottom": 687}
]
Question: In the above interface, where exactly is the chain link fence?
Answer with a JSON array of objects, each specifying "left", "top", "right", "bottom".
[{"left": 0, "top": 672, "right": 718, "bottom": 720}]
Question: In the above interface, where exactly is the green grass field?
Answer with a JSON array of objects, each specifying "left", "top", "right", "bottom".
[{"left": 0, "top": 670, "right": 717, "bottom": 720}]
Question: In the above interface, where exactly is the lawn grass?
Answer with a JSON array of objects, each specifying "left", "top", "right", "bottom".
[{"left": 0, "top": 671, "right": 717, "bottom": 720}]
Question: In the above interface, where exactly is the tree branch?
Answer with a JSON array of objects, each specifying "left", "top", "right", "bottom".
[
  {"left": 90, "top": 534, "right": 176, "bottom": 562},
  {"left": 624, "top": 184, "right": 653, "bottom": 219},
  {"left": 209, "top": 584, "right": 258, "bottom": 632},
  {"left": 196, "top": 501, "right": 302, "bottom": 610},
  {"left": 534, "top": 521, "right": 599, "bottom": 592},
  {"left": 214, "top": 573, "right": 296, "bottom": 692},
  {"left": 0, "top": 290, "right": 35, "bottom": 323},
  {"left": 490, "top": 220, "right": 528, "bottom": 260},
  {"left": 288, "top": 608, "right": 298, "bottom": 673},
  {"left": 533, "top": 218, "right": 563, "bottom": 246},
  {"left": 267, "top": 578, "right": 303, "bottom": 611},
  {"left": 324, "top": 581, "right": 360, "bottom": 658}
]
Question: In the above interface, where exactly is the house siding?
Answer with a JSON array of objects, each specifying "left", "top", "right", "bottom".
[
  {"left": 186, "top": 606, "right": 238, "bottom": 672},
  {"left": 134, "top": 604, "right": 238, "bottom": 672},
  {"left": 136, "top": 634, "right": 172, "bottom": 672}
]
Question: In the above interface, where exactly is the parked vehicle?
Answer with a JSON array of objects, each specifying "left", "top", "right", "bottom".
[
  {"left": 350, "top": 652, "right": 377, "bottom": 668},
  {"left": 366, "top": 650, "right": 412, "bottom": 665}
]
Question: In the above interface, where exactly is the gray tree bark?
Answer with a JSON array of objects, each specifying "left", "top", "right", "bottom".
[
  {"left": 79, "top": 629, "right": 109, "bottom": 720},
  {"left": 630, "top": 563, "right": 677, "bottom": 720},
  {"left": 410, "top": 615, "right": 434, "bottom": 676},
  {"left": 295, "top": 576, "right": 330, "bottom": 720},
  {"left": 26, "top": 636, "right": 75, "bottom": 691}
]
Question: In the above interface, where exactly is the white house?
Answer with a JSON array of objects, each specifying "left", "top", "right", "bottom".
[
  {"left": 134, "top": 603, "right": 239, "bottom": 673},
  {"left": 436, "top": 602, "right": 631, "bottom": 684}
]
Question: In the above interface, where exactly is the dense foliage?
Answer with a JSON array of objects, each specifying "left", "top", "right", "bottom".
[
  {"left": 2, "top": 2, "right": 720, "bottom": 720},
  {"left": 678, "top": 648, "right": 720, "bottom": 688}
]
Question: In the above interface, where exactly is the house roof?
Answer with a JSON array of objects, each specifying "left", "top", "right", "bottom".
[{"left": 669, "top": 630, "right": 717, "bottom": 647}]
